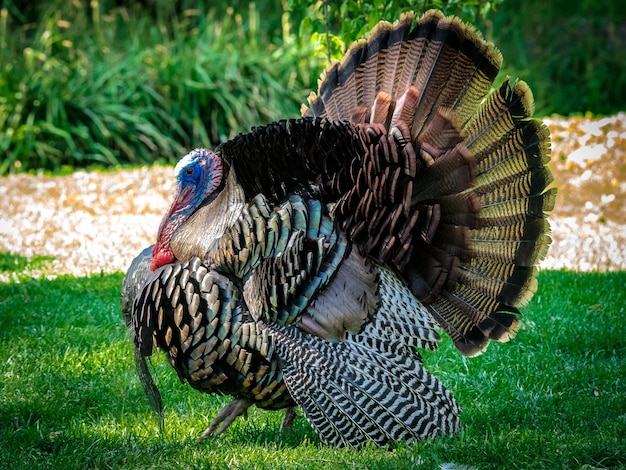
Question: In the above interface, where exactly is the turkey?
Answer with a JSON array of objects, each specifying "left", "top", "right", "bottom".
[{"left": 122, "top": 9, "right": 556, "bottom": 448}]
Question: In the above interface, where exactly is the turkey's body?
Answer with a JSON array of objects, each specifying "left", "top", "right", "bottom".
[{"left": 123, "top": 10, "right": 555, "bottom": 448}]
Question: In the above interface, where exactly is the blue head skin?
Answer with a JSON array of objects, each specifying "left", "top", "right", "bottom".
[{"left": 151, "top": 149, "right": 223, "bottom": 270}]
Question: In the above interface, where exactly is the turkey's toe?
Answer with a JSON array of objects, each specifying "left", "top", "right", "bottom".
[{"left": 199, "top": 398, "right": 252, "bottom": 441}]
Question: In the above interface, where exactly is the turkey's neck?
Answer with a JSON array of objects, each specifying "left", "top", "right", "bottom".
[{"left": 170, "top": 169, "right": 245, "bottom": 262}]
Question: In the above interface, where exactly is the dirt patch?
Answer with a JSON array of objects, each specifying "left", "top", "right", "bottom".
[{"left": 1, "top": 113, "right": 624, "bottom": 281}]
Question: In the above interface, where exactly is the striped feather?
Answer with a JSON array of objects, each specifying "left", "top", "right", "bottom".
[
  {"left": 273, "top": 327, "right": 459, "bottom": 447},
  {"left": 269, "top": 266, "right": 459, "bottom": 447}
]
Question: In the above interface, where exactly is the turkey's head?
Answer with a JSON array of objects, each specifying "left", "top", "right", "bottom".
[{"left": 151, "top": 149, "right": 224, "bottom": 270}]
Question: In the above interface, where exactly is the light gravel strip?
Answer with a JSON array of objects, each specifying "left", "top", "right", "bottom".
[{"left": 1, "top": 115, "right": 624, "bottom": 281}]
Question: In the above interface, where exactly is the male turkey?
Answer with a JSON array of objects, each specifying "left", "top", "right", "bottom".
[{"left": 123, "top": 10, "right": 556, "bottom": 448}]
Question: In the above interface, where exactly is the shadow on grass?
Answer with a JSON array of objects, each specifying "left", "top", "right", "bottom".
[{"left": 2, "top": 382, "right": 319, "bottom": 469}]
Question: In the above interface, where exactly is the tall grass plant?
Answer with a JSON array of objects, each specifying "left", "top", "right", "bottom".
[
  {"left": 1, "top": 0, "right": 624, "bottom": 174},
  {"left": 0, "top": 1, "right": 314, "bottom": 174}
]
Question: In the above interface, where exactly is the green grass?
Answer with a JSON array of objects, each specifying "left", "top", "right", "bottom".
[
  {"left": 0, "top": 253, "right": 55, "bottom": 273},
  {"left": 0, "top": 270, "right": 624, "bottom": 469}
]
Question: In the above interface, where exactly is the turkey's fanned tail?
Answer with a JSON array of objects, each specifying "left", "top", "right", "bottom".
[
  {"left": 302, "top": 10, "right": 555, "bottom": 356},
  {"left": 304, "top": 10, "right": 501, "bottom": 134}
]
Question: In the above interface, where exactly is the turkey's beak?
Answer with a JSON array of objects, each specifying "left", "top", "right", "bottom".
[
  {"left": 173, "top": 183, "right": 195, "bottom": 207},
  {"left": 151, "top": 184, "right": 195, "bottom": 270}
]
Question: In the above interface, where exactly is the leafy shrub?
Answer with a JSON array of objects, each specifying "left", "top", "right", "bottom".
[
  {"left": 480, "top": 0, "right": 626, "bottom": 116},
  {"left": 1, "top": 0, "right": 624, "bottom": 174},
  {"left": 0, "top": 1, "right": 312, "bottom": 174},
  {"left": 289, "top": 0, "right": 504, "bottom": 62}
]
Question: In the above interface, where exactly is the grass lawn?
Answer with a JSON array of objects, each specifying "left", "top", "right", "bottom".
[{"left": 0, "top": 267, "right": 624, "bottom": 469}]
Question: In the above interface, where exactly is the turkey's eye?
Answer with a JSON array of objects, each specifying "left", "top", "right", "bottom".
[{"left": 186, "top": 167, "right": 194, "bottom": 176}]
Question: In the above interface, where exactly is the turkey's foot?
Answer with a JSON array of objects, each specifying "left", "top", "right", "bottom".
[
  {"left": 279, "top": 407, "right": 299, "bottom": 433},
  {"left": 199, "top": 398, "right": 252, "bottom": 440}
]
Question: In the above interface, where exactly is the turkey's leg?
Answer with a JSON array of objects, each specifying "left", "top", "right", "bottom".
[
  {"left": 279, "top": 407, "right": 298, "bottom": 433},
  {"left": 199, "top": 398, "right": 252, "bottom": 440}
]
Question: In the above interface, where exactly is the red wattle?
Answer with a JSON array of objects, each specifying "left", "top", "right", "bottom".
[{"left": 151, "top": 247, "right": 175, "bottom": 270}]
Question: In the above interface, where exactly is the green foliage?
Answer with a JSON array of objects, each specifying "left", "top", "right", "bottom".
[
  {"left": 0, "top": 253, "right": 30, "bottom": 272},
  {"left": 479, "top": 0, "right": 626, "bottom": 116},
  {"left": 288, "top": 0, "right": 504, "bottom": 61},
  {"left": 0, "top": 1, "right": 311, "bottom": 174},
  {"left": 0, "top": 269, "right": 624, "bottom": 468},
  {"left": 1, "top": 0, "right": 624, "bottom": 174}
]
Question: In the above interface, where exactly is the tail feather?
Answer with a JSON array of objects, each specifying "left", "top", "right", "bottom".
[
  {"left": 429, "top": 290, "right": 520, "bottom": 356},
  {"left": 464, "top": 80, "right": 540, "bottom": 155},
  {"left": 305, "top": 10, "right": 501, "bottom": 136},
  {"left": 271, "top": 325, "right": 459, "bottom": 448},
  {"left": 479, "top": 187, "right": 556, "bottom": 223},
  {"left": 392, "top": 13, "right": 432, "bottom": 96},
  {"left": 463, "top": 258, "right": 540, "bottom": 307},
  {"left": 416, "top": 109, "right": 464, "bottom": 155},
  {"left": 457, "top": 264, "right": 539, "bottom": 307},
  {"left": 425, "top": 79, "right": 554, "bottom": 355},
  {"left": 381, "top": 16, "right": 413, "bottom": 95},
  {"left": 268, "top": 264, "right": 457, "bottom": 448},
  {"left": 362, "top": 22, "right": 391, "bottom": 110},
  {"left": 473, "top": 120, "right": 551, "bottom": 180},
  {"left": 405, "top": 13, "right": 501, "bottom": 137},
  {"left": 469, "top": 220, "right": 553, "bottom": 266}
]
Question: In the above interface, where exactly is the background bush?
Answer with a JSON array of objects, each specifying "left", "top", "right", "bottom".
[
  {"left": 0, "top": 0, "right": 624, "bottom": 175},
  {"left": 483, "top": 0, "right": 626, "bottom": 116},
  {"left": 0, "top": 0, "right": 316, "bottom": 174}
]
